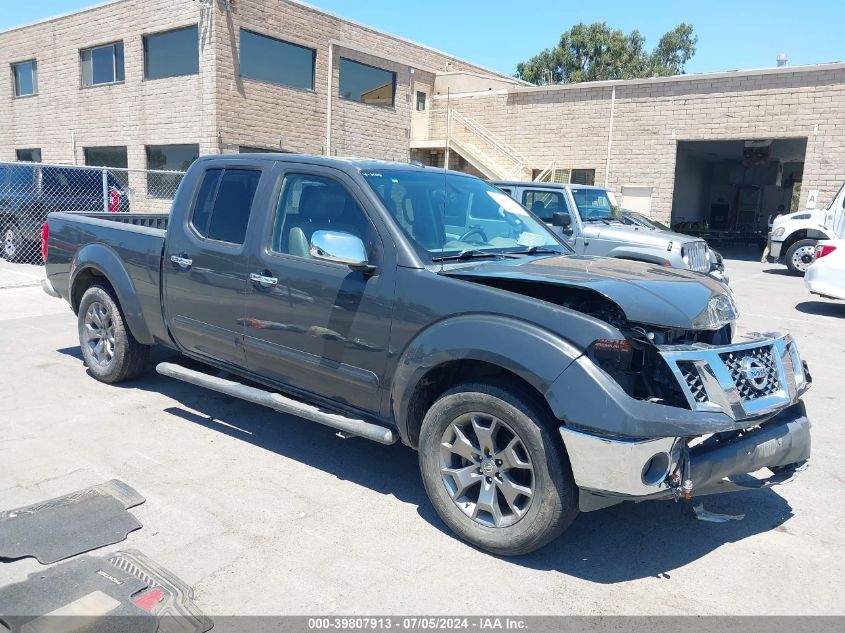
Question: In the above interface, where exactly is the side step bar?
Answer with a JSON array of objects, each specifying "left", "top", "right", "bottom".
[{"left": 156, "top": 362, "right": 398, "bottom": 445}]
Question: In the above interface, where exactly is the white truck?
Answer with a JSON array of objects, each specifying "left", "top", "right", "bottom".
[{"left": 768, "top": 182, "right": 845, "bottom": 274}]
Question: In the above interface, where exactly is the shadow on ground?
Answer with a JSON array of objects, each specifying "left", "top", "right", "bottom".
[
  {"left": 795, "top": 301, "right": 845, "bottom": 318},
  {"left": 762, "top": 267, "right": 796, "bottom": 276},
  {"left": 56, "top": 345, "right": 795, "bottom": 583}
]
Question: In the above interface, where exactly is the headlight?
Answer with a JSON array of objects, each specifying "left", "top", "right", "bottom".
[
  {"left": 772, "top": 227, "right": 785, "bottom": 239},
  {"left": 788, "top": 341, "right": 807, "bottom": 389},
  {"left": 693, "top": 293, "right": 739, "bottom": 330}
]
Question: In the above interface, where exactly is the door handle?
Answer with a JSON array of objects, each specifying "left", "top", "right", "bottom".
[
  {"left": 170, "top": 254, "right": 192, "bottom": 269},
  {"left": 250, "top": 272, "right": 278, "bottom": 288}
]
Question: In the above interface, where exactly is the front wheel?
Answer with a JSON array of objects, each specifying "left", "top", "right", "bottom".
[
  {"left": 418, "top": 381, "right": 578, "bottom": 556},
  {"left": 78, "top": 284, "right": 149, "bottom": 383},
  {"left": 785, "top": 239, "right": 817, "bottom": 275}
]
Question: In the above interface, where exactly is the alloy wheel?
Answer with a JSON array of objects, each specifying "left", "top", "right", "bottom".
[
  {"left": 83, "top": 301, "right": 116, "bottom": 367},
  {"left": 3, "top": 228, "right": 16, "bottom": 260},
  {"left": 792, "top": 245, "right": 816, "bottom": 272},
  {"left": 439, "top": 412, "right": 535, "bottom": 528}
]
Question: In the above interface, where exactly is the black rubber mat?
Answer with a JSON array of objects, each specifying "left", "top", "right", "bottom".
[
  {"left": 0, "top": 480, "right": 145, "bottom": 564},
  {"left": 0, "top": 549, "right": 212, "bottom": 633}
]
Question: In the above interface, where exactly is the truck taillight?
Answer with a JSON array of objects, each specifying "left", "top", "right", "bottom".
[
  {"left": 41, "top": 222, "right": 49, "bottom": 262},
  {"left": 815, "top": 244, "right": 837, "bottom": 259}
]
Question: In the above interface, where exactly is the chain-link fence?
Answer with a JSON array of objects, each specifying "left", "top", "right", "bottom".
[{"left": 0, "top": 161, "right": 184, "bottom": 263}]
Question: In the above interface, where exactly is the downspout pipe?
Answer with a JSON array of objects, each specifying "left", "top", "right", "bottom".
[
  {"left": 604, "top": 85, "right": 616, "bottom": 188},
  {"left": 325, "top": 43, "right": 333, "bottom": 156}
]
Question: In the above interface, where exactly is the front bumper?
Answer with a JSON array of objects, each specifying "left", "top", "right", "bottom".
[
  {"left": 769, "top": 237, "right": 783, "bottom": 259},
  {"left": 560, "top": 401, "right": 811, "bottom": 511}
]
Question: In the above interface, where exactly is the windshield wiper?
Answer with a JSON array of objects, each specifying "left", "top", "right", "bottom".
[
  {"left": 430, "top": 249, "right": 503, "bottom": 262},
  {"left": 504, "top": 246, "right": 564, "bottom": 256}
]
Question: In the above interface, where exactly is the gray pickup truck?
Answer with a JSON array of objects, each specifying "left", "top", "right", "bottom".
[
  {"left": 43, "top": 154, "right": 811, "bottom": 555},
  {"left": 491, "top": 181, "right": 726, "bottom": 282}
]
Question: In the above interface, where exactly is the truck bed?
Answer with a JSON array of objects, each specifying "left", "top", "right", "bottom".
[
  {"left": 45, "top": 211, "right": 170, "bottom": 344},
  {"left": 75, "top": 212, "right": 170, "bottom": 231}
]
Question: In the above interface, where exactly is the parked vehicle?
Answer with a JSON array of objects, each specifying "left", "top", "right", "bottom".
[
  {"left": 768, "top": 181, "right": 845, "bottom": 275},
  {"left": 805, "top": 240, "right": 845, "bottom": 300},
  {"left": 0, "top": 162, "right": 128, "bottom": 262},
  {"left": 491, "top": 181, "right": 723, "bottom": 282},
  {"left": 622, "top": 209, "right": 727, "bottom": 281},
  {"left": 43, "top": 155, "right": 812, "bottom": 555}
]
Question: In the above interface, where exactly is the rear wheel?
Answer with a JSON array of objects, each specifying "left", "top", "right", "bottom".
[
  {"left": 785, "top": 239, "right": 817, "bottom": 275},
  {"left": 418, "top": 381, "right": 578, "bottom": 556},
  {"left": 2, "top": 221, "right": 25, "bottom": 262},
  {"left": 78, "top": 284, "right": 149, "bottom": 383}
]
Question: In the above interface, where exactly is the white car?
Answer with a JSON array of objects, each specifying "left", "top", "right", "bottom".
[{"left": 805, "top": 240, "right": 845, "bottom": 300}]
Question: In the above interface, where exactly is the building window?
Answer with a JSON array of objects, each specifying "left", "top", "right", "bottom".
[
  {"left": 84, "top": 146, "right": 128, "bottom": 168},
  {"left": 570, "top": 169, "right": 596, "bottom": 186},
  {"left": 81, "top": 42, "right": 125, "bottom": 87},
  {"left": 143, "top": 26, "right": 199, "bottom": 80},
  {"left": 146, "top": 144, "right": 198, "bottom": 197},
  {"left": 338, "top": 58, "right": 395, "bottom": 106},
  {"left": 12, "top": 60, "right": 37, "bottom": 97},
  {"left": 15, "top": 148, "right": 41, "bottom": 162},
  {"left": 416, "top": 91, "right": 427, "bottom": 111},
  {"left": 239, "top": 30, "right": 315, "bottom": 91},
  {"left": 191, "top": 169, "right": 261, "bottom": 245}
]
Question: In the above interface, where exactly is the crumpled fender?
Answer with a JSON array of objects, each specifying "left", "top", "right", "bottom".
[
  {"left": 70, "top": 242, "right": 155, "bottom": 345},
  {"left": 391, "top": 314, "right": 583, "bottom": 446}
]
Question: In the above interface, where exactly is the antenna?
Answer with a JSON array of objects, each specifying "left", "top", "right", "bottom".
[{"left": 440, "top": 87, "right": 451, "bottom": 270}]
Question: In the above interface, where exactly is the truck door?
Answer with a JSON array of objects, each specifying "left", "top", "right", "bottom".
[
  {"left": 241, "top": 164, "right": 394, "bottom": 413},
  {"left": 163, "top": 162, "right": 265, "bottom": 366},
  {"left": 520, "top": 187, "right": 577, "bottom": 247}
]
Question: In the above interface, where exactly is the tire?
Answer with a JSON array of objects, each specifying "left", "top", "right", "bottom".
[
  {"left": 418, "top": 380, "right": 578, "bottom": 556},
  {"left": 1, "top": 221, "right": 26, "bottom": 263},
  {"left": 785, "top": 239, "right": 818, "bottom": 275},
  {"left": 78, "top": 284, "right": 149, "bottom": 383}
]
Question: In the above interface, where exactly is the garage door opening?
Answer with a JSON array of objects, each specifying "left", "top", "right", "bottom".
[{"left": 670, "top": 138, "right": 806, "bottom": 255}]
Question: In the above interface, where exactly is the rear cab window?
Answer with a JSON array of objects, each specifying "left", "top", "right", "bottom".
[{"left": 190, "top": 168, "right": 261, "bottom": 245}]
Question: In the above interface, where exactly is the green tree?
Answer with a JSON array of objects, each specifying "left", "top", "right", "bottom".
[{"left": 515, "top": 22, "right": 698, "bottom": 84}]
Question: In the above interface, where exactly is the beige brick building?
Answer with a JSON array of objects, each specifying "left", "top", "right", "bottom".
[
  {"left": 413, "top": 63, "right": 845, "bottom": 227},
  {"left": 2, "top": 0, "right": 844, "bottom": 229}
]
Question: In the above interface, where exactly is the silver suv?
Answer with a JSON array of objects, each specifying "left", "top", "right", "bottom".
[{"left": 492, "top": 181, "right": 725, "bottom": 282}]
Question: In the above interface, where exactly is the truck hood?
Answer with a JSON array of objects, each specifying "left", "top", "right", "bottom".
[
  {"left": 583, "top": 221, "right": 701, "bottom": 249},
  {"left": 441, "top": 254, "right": 736, "bottom": 330}
]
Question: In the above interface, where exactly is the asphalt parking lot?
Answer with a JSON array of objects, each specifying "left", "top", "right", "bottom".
[{"left": 1, "top": 254, "right": 843, "bottom": 616}]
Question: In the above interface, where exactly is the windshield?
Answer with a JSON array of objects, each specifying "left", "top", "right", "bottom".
[
  {"left": 361, "top": 169, "right": 568, "bottom": 259},
  {"left": 571, "top": 187, "right": 623, "bottom": 222}
]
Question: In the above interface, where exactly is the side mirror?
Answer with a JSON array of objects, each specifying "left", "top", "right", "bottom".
[
  {"left": 310, "top": 230, "right": 376, "bottom": 274},
  {"left": 552, "top": 211, "right": 571, "bottom": 228}
]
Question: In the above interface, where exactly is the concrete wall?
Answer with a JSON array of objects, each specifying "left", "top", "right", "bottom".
[{"left": 434, "top": 65, "right": 845, "bottom": 222}]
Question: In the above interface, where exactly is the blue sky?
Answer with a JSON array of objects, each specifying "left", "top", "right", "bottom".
[{"left": 2, "top": 0, "right": 842, "bottom": 77}]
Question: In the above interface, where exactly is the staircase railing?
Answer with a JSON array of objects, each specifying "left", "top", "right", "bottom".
[{"left": 448, "top": 109, "right": 528, "bottom": 180}]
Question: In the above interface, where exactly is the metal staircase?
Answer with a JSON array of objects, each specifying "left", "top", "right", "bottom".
[
  {"left": 445, "top": 110, "right": 530, "bottom": 181},
  {"left": 412, "top": 107, "right": 531, "bottom": 180}
]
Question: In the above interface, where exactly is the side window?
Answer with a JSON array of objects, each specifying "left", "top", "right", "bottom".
[
  {"left": 190, "top": 168, "right": 260, "bottom": 245},
  {"left": 522, "top": 190, "right": 565, "bottom": 222},
  {"left": 271, "top": 173, "right": 376, "bottom": 260}
]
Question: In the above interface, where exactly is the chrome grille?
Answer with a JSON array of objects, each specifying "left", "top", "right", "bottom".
[
  {"left": 684, "top": 241, "right": 710, "bottom": 273},
  {"left": 719, "top": 345, "right": 780, "bottom": 400},
  {"left": 678, "top": 361, "right": 708, "bottom": 403},
  {"left": 658, "top": 334, "right": 801, "bottom": 420}
]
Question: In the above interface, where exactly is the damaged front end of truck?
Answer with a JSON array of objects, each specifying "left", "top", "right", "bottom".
[{"left": 558, "top": 330, "right": 812, "bottom": 511}]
